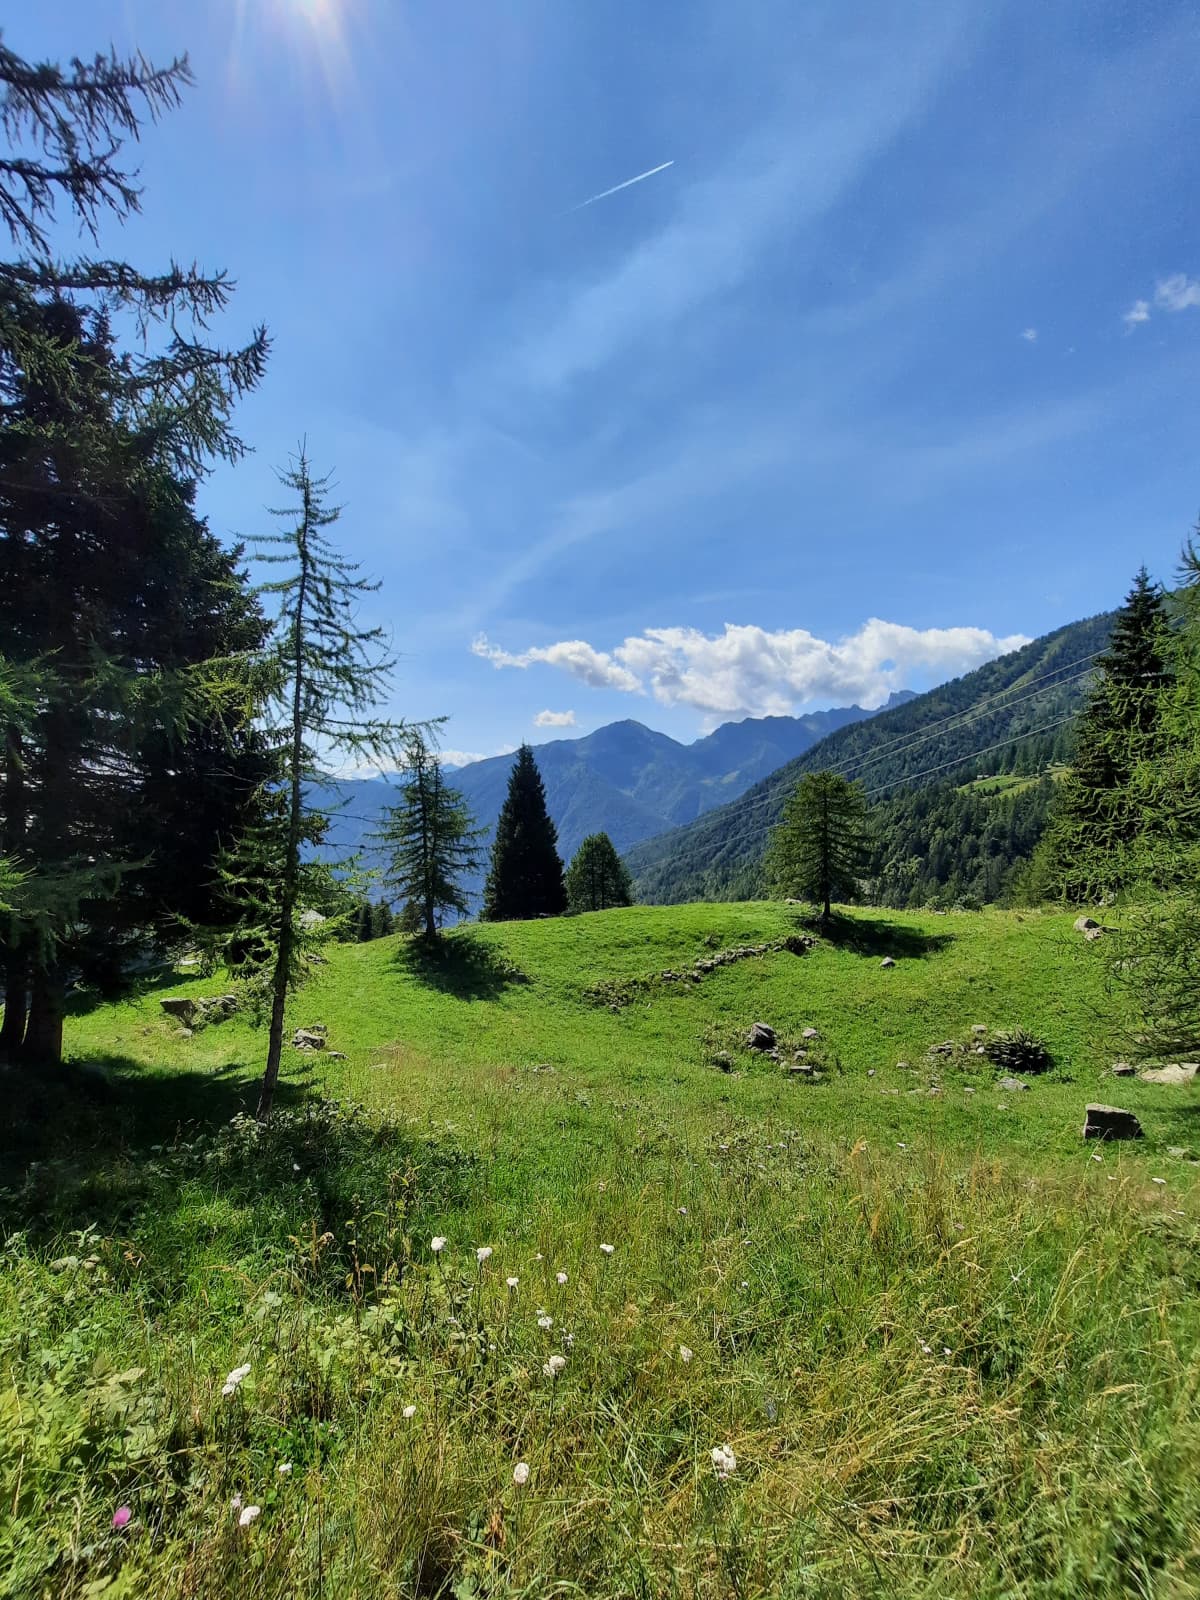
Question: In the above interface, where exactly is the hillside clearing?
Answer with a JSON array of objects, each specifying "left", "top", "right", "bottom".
[{"left": 3, "top": 904, "right": 1199, "bottom": 1598}]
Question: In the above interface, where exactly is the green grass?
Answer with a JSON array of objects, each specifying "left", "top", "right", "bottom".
[{"left": 3, "top": 903, "right": 1199, "bottom": 1597}]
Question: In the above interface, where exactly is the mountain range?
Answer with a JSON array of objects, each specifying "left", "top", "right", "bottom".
[
  {"left": 324, "top": 695, "right": 913, "bottom": 902},
  {"left": 624, "top": 609, "right": 1115, "bottom": 903}
]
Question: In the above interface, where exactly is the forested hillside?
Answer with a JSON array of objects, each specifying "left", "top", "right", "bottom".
[{"left": 627, "top": 611, "right": 1113, "bottom": 903}]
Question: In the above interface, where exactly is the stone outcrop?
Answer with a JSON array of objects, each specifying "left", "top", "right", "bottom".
[{"left": 1082, "top": 1104, "right": 1143, "bottom": 1140}]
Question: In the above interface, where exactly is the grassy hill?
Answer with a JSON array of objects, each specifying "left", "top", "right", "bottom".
[
  {"left": 4, "top": 904, "right": 1199, "bottom": 1597},
  {"left": 626, "top": 611, "right": 1115, "bottom": 904}
]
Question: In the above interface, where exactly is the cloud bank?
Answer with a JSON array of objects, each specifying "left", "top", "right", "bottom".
[
  {"left": 534, "top": 709, "right": 577, "bottom": 727},
  {"left": 473, "top": 620, "right": 1030, "bottom": 719}
]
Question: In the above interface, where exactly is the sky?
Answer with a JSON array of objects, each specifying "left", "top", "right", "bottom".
[{"left": 19, "top": 0, "right": 1200, "bottom": 763}]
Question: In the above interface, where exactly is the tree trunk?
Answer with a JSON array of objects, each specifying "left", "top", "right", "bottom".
[
  {"left": 258, "top": 919, "right": 291, "bottom": 1122},
  {"left": 0, "top": 949, "right": 28, "bottom": 1058},
  {"left": 23, "top": 964, "right": 64, "bottom": 1063}
]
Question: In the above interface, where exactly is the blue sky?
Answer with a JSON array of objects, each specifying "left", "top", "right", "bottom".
[{"left": 21, "top": 0, "right": 1200, "bottom": 762}]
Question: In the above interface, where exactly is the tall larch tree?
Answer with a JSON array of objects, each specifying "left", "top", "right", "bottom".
[
  {"left": 481, "top": 745, "right": 566, "bottom": 921},
  {"left": 374, "top": 731, "right": 484, "bottom": 940},
  {"left": 1034, "top": 568, "right": 1170, "bottom": 902},
  {"left": 763, "top": 770, "right": 871, "bottom": 923},
  {"left": 565, "top": 832, "right": 634, "bottom": 913}
]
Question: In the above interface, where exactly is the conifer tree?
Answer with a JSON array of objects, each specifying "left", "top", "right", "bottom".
[
  {"left": 764, "top": 770, "right": 870, "bottom": 923},
  {"left": 565, "top": 832, "right": 634, "bottom": 913},
  {"left": 374, "top": 731, "right": 484, "bottom": 939},
  {"left": 481, "top": 745, "right": 566, "bottom": 922},
  {"left": 1034, "top": 568, "right": 1170, "bottom": 901},
  {"left": 218, "top": 448, "right": 403, "bottom": 1122}
]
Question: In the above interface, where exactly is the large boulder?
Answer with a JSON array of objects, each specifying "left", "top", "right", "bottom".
[
  {"left": 1074, "top": 916, "right": 1100, "bottom": 933},
  {"left": 747, "top": 1023, "right": 776, "bottom": 1051},
  {"left": 1138, "top": 1063, "right": 1199, "bottom": 1085},
  {"left": 160, "top": 996, "right": 197, "bottom": 1025},
  {"left": 293, "top": 1027, "right": 327, "bottom": 1052},
  {"left": 196, "top": 992, "right": 240, "bottom": 1025},
  {"left": 1082, "top": 1104, "right": 1143, "bottom": 1140},
  {"left": 997, "top": 1076, "right": 1029, "bottom": 1092}
]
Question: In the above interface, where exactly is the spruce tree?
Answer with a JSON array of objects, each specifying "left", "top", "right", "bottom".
[
  {"left": 374, "top": 732, "right": 484, "bottom": 939},
  {"left": 763, "top": 770, "right": 870, "bottom": 923},
  {"left": 1035, "top": 568, "right": 1170, "bottom": 902},
  {"left": 481, "top": 745, "right": 566, "bottom": 921},
  {"left": 565, "top": 832, "right": 634, "bottom": 913},
  {"left": 218, "top": 448, "right": 404, "bottom": 1121}
]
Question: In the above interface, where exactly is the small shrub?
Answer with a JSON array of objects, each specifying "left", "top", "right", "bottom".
[{"left": 983, "top": 1027, "right": 1052, "bottom": 1075}]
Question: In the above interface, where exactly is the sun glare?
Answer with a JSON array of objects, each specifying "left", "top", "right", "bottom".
[{"left": 227, "top": 0, "right": 358, "bottom": 104}]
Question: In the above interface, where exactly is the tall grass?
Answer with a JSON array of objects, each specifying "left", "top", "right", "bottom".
[{"left": 3, "top": 1086, "right": 1198, "bottom": 1599}]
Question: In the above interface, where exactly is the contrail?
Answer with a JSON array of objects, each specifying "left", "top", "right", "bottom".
[{"left": 569, "top": 160, "right": 674, "bottom": 211}]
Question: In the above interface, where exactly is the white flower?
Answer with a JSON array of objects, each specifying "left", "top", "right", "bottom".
[
  {"left": 506, "top": 1276, "right": 519, "bottom": 1289},
  {"left": 919, "top": 1340, "right": 933, "bottom": 1355},
  {"left": 678, "top": 1345, "right": 694, "bottom": 1364},
  {"left": 277, "top": 1462, "right": 292, "bottom": 1476},
  {"left": 513, "top": 1461, "right": 530, "bottom": 1486},
  {"left": 711, "top": 1444, "right": 737, "bottom": 1480},
  {"left": 476, "top": 1246, "right": 493, "bottom": 1263},
  {"left": 1152, "top": 1177, "right": 1167, "bottom": 1185},
  {"left": 534, "top": 1252, "right": 544, "bottom": 1261},
  {"left": 556, "top": 1270, "right": 568, "bottom": 1285},
  {"left": 292, "top": 1162, "right": 301, "bottom": 1173},
  {"left": 677, "top": 1207, "right": 688, "bottom": 1216},
  {"left": 402, "top": 1404, "right": 416, "bottom": 1419},
  {"left": 221, "top": 1363, "right": 251, "bottom": 1398},
  {"left": 942, "top": 1347, "right": 951, "bottom": 1357},
  {"left": 599, "top": 1243, "right": 614, "bottom": 1255},
  {"left": 230, "top": 1495, "right": 243, "bottom": 1513},
  {"left": 431, "top": 1236, "right": 447, "bottom": 1253},
  {"left": 537, "top": 1314, "right": 553, "bottom": 1330},
  {"left": 543, "top": 1354, "right": 567, "bottom": 1377},
  {"left": 238, "top": 1505, "right": 261, "bottom": 1528},
  {"left": 1091, "top": 1151, "right": 1103, "bottom": 1162}
]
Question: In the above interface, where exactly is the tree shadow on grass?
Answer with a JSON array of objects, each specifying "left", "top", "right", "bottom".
[
  {"left": 393, "top": 930, "right": 531, "bottom": 1001},
  {"left": 0, "top": 1053, "right": 478, "bottom": 1257},
  {"left": 796, "top": 911, "right": 954, "bottom": 960}
]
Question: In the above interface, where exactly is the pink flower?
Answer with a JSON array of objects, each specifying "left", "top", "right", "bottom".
[{"left": 112, "top": 1506, "right": 132, "bottom": 1531}]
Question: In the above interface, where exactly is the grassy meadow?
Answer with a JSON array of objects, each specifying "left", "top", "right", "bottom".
[{"left": 3, "top": 903, "right": 1200, "bottom": 1597}]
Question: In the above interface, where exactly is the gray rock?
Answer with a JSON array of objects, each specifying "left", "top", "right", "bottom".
[
  {"left": 1074, "top": 915, "right": 1100, "bottom": 932},
  {"left": 801, "top": 1027, "right": 820, "bottom": 1040},
  {"left": 747, "top": 1022, "right": 776, "bottom": 1051},
  {"left": 1082, "top": 1103, "right": 1143, "bottom": 1140},
  {"left": 1084, "top": 926, "right": 1105, "bottom": 942},
  {"left": 1167, "top": 1146, "right": 1192, "bottom": 1160},
  {"left": 196, "top": 992, "right": 239, "bottom": 1024},
  {"left": 880, "top": 956, "right": 896, "bottom": 969},
  {"left": 1110, "top": 1062, "right": 1136, "bottom": 1077},
  {"left": 1139, "top": 1064, "right": 1198, "bottom": 1085},
  {"left": 292, "top": 1028, "right": 327, "bottom": 1051},
  {"left": 997, "top": 1076, "right": 1029, "bottom": 1092},
  {"left": 160, "top": 996, "right": 197, "bottom": 1025},
  {"left": 971, "top": 1024, "right": 988, "bottom": 1035}
]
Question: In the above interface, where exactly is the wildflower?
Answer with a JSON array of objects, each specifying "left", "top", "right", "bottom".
[
  {"left": 403, "top": 1404, "right": 416, "bottom": 1419},
  {"left": 942, "top": 1346, "right": 951, "bottom": 1357},
  {"left": 711, "top": 1444, "right": 737, "bottom": 1480},
  {"left": 919, "top": 1340, "right": 933, "bottom": 1355},
  {"left": 277, "top": 1462, "right": 293, "bottom": 1476},
  {"left": 556, "top": 1270, "right": 568, "bottom": 1284},
  {"left": 477, "top": 1246, "right": 493, "bottom": 1263},
  {"left": 563, "top": 1331, "right": 575, "bottom": 1349},
  {"left": 600, "top": 1243, "right": 615, "bottom": 1255},
  {"left": 238, "top": 1505, "right": 261, "bottom": 1528},
  {"left": 506, "top": 1276, "right": 519, "bottom": 1288},
  {"left": 597, "top": 1181, "right": 607, "bottom": 1192},
  {"left": 1091, "top": 1151, "right": 1103, "bottom": 1163},
  {"left": 678, "top": 1345, "right": 694, "bottom": 1363},
  {"left": 292, "top": 1162, "right": 301, "bottom": 1173},
  {"left": 230, "top": 1496, "right": 243, "bottom": 1513},
  {"left": 112, "top": 1507, "right": 132, "bottom": 1531},
  {"left": 221, "top": 1363, "right": 251, "bottom": 1398},
  {"left": 543, "top": 1354, "right": 567, "bottom": 1377},
  {"left": 534, "top": 1252, "right": 544, "bottom": 1261},
  {"left": 1152, "top": 1177, "right": 1167, "bottom": 1185},
  {"left": 677, "top": 1207, "right": 688, "bottom": 1216},
  {"left": 513, "top": 1461, "right": 531, "bottom": 1486},
  {"left": 431, "top": 1236, "right": 447, "bottom": 1253},
  {"left": 537, "top": 1314, "right": 553, "bottom": 1330}
]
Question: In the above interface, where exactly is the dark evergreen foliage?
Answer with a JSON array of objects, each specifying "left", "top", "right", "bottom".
[
  {"left": 373, "top": 732, "right": 484, "bottom": 939},
  {"left": 565, "top": 832, "right": 634, "bottom": 913},
  {"left": 1033, "top": 570, "right": 1170, "bottom": 902},
  {"left": 481, "top": 745, "right": 566, "bottom": 922},
  {"left": 764, "top": 771, "right": 871, "bottom": 920}
]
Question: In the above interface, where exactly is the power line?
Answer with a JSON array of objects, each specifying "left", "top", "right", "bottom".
[{"left": 864, "top": 712, "right": 1079, "bottom": 796}]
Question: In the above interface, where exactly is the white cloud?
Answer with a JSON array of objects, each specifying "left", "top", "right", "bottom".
[
  {"left": 472, "top": 634, "right": 642, "bottom": 694},
  {"left": 1154, "top": 273, "right": 1200, "bottom": 312},
  {"left": 533, "top": 709, "right": 577, "bottom": 728},
  {"left": 439, "top": 748, "right": 489, "bottom": 768},
  {"left": 476, "top": 620, "right": 1031, "bottom": 719},
  {"left": 1020, "top": 327, "right": 1038, "bottom": 343},
  {"left": 1123, "top": 298, "right": 1151, "bottom": 329}
]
